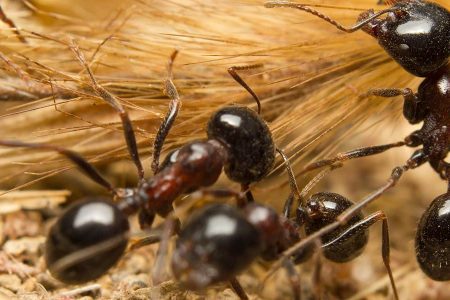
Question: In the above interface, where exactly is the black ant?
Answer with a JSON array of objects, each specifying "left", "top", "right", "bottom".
[
  {"left": 264, "top": 0, "right": 450, "bottom": 283},
  {"left": 170, "top": 160, "right": 399, "bottom": 300},
  {"left": 0, "top": 43, "right": 277, "bottom": 285}
]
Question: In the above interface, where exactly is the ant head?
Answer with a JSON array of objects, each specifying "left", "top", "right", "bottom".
[
  {"left": 172, "top": 204, "right": 262, "bottom": 289},
  {"left": 305, "top": 192, "right": 362, "bottom": 224},
  {"left": 207, "top": 106, "right": 275, "bottom": 184},
  {"left": 45, "top": 198, "right": 129, "bottom": 284},
  {"left": 415, "top": 192, "right": 450, "bottom": 281},
  {"left": 361, "top": 1, "right": 450, "bottom": 76}
]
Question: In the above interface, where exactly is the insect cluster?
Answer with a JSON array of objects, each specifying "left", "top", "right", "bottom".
[{"left": 0, "top": 0, "right": 449, "bottom": 299}]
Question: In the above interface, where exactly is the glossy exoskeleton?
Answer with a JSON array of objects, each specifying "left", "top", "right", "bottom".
[
  {"left": 0, "top": 47, "right": 275, "bottom": 284},
  {"left": 415, "top": 192, "right": 450, "bottom": 281},
  {"left": 265, "top": 0, "right": 450, "bottom": 283},
  {"left": 172, "top": 191, "right": 397, "bottom": 300}
]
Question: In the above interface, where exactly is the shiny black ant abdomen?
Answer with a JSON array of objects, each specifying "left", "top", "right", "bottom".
[
  {"left": 45, "top": 198, "right": 130, "bottom": 283},
  {"left": 415, "top": 192, "right": 450, "bottom": 281},
  {"left": 172, "top": 204, "right": 267, "bottom": 290},
  {"left": 264, "top": 0, "right": 450, "bottom": 284}
]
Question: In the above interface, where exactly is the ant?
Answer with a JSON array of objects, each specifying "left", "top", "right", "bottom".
[
  {"left": 264, "top": 0, "right": 450, "bottom": 283},
  {"left": 170, "top": 159, "right": 399, "bottom": 300},
  {"left": 0, "top": 43, "right": 277, "bottom": 285}
]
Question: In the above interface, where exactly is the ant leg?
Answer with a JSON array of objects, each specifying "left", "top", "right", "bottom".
[
  {"left": 0, "top": 5, "right": 26, "bottom": 43},
  {"left": 152, "top": 217, "right": 179, "bottom": 285},
  {"left": 283, "top": 259, "right": 301, "bottom": 300},
  {"left": 229, "top": 277, "right": 249, "bottom": 300},
  {"left": 278, "top": 147, "right": 342, "bottom": 216},
  {"left": 131, "top": 213, "right": 181, "bottom": 249},
  {"left": 228, "top": 64, "right": 263, "bottom": 114},
  {"left": 50, "top": 232, "right": 130, "bottom": 277},
  {"left": 300, "top": 141, "right": 405, "bottom": 175},
  {"left": 321, "top": 211, "right": 399, "bottom": 300},
  {"left": 241, "top": 183, "right": 255, "bottom": 203},
  {"left": 129, "top": 235, "right": 160, "bottom": 250},
  {"left": 312, "top": 251, "right": 323, "bottom": 300},
  {"left": 152, "top": 50, "right": 181, "bottom": 174},
  {"left": 298, "top": 163, "right": 343, "bottom": 210},
  {"left": 380, "top": 212, "right": 399, "bottom": 300},
  {"left": 138, "top": 209, "right": 156, "bottom": 230},
  {"left": 363, "top": 88, "right": 425, "bottom": 124},
  {"left": 0, "top": 140, "right": 115, "bottom": 193},
  {"left": 264, "top": 2, "right": 395, "bottom": 33},
  {"left": 70, "top": 43, "right": 145, "bottom": 180},
  {"left": 192, "top": 187, "right": 247, "bottom": 208}
]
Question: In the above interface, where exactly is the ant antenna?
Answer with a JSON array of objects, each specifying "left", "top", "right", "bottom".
[
  {"left": 264, "top": 1, "right": 396, "bottom": 33},
  {"left": 276, "top": 148, "right": 301, "bottom": 217},
  {"left": 298, "top": 163, "right": 342, "bottom": 204},
  {"left": 228, "top": 64, "right": 263, "bottom": 114},
  {"left": 152, "top": 50, "right": 181, "bottom": 174}
]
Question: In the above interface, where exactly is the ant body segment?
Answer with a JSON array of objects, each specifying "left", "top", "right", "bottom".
[
  {"left": 0, "top": 45, "right": 276, "bottom": 284},
  {"left": 171, "top": 163, "right": 399, "bottom": 300},
  {"left": 265, "top": 0, "right": 450, "bottom": 282}
]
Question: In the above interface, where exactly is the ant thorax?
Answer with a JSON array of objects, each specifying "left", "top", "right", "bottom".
[{"left": 416, "top": 65, "right": 450, "bottom": 162}]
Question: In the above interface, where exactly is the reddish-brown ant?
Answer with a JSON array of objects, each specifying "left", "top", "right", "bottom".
[
  {"left": 264, "top": 0, "right": 450, "bottom": 283},
  {"left": 0, "top": 44, "right": 277, "bottom": 285}
]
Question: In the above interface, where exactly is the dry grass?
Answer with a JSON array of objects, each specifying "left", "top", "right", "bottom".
[{"left": 0, "top": 0, "right": 448, "bottom": 299}]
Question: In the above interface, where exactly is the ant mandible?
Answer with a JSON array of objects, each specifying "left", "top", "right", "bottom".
[
  {"left": 0, "top": 43, "right": 276, "bottom": 284},
  {"left": 170, "top": 160, "right": 399, "bottom": 299},
  {"left": 264, "top": 0, "right": 450, "bottom": 282}
]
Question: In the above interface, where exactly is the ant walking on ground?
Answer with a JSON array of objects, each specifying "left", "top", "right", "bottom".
[
  {"left": 0, "top": 41, "right": 280, "bottom": 290},
  {"left": 264, "top": 0, "right": 450, "bottom": 283}
]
